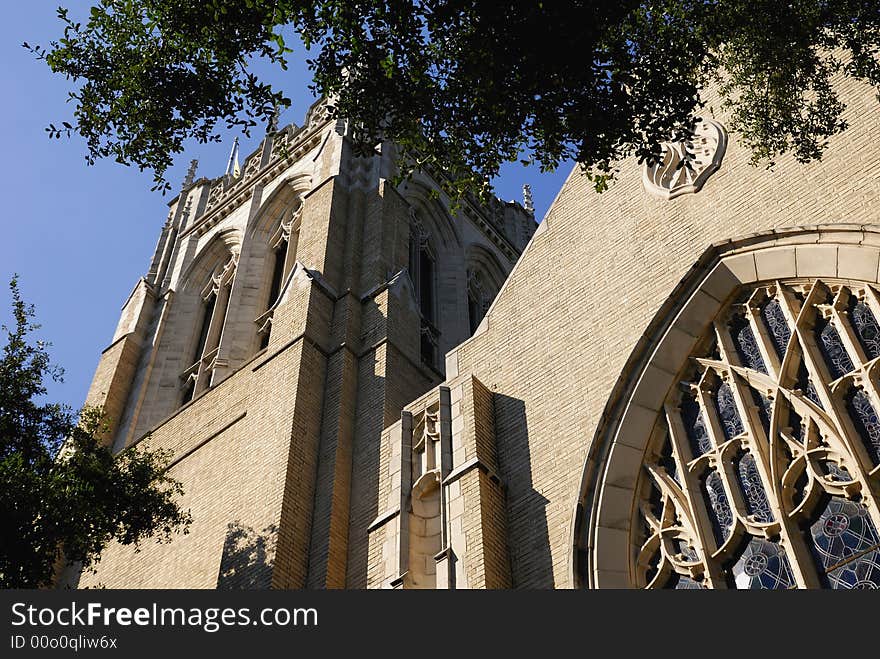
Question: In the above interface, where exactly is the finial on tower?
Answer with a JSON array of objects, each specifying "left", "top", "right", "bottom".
[
  {"left": 267, "top": 105, "right": 280, "bottom": 134},
  {"left": 522, "top": 184, "right": 534, "bottom": 214},
  {"left": 182, "top": 159, "right": 198, "bottom": 189},
  {"left": 225, "top": 137, "right": 241, "bottom": 180}
]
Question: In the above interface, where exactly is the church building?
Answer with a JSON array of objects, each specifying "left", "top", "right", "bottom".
[{"left": 75, "top": 72, "right": 880, "bottom": 589}]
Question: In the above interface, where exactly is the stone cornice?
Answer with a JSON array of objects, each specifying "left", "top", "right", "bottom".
[{"left": 180, "top": 119, "right": 333, "bottom": 240}]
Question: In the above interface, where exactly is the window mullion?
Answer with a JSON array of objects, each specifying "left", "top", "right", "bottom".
[
  {"left": 795, "top": 285, "right": 878, "bottom": 483},
  {"left": 746, "top": 296, "right": 782, "bottom": 379},
  {"left": 663, "top": 403, "right": 726, "bottom": 588}
]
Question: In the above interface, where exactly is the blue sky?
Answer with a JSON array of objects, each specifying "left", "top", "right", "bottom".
[{"left": 1, "top": 5, "right": 572, "bottom": 413}]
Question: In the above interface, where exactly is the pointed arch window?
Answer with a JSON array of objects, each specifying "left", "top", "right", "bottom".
[
  {"left": 465, "top": 250, "right": 505, "bottom": 336},
  {"left": 181, "top": 255, "right": 236, "bottom": 404},
  {"left": 255, "top": 204, "right": 301, "bottom": 349},
  {"left": 467, "top": 270, "right": 493, "bottom": 334},
  {"left": 628, "top": 279, "right": 880, "bottom": 589},
  {"left": 409, "top": 217, "right": 439, "bottom": 368}
]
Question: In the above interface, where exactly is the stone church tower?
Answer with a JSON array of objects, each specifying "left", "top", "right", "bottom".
[{"left": 75, "top": 97, "right": 534, "bottom": 588}]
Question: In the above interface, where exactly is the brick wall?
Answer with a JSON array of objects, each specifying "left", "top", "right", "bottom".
[{"left": 442, "top": 75, "right": 880, "bottom": 588}]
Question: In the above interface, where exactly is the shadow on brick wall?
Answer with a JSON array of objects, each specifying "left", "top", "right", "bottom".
[
  {"left": 494, "top": 394, "right": 554, "bottom": 588},
  {"left": 216, "top": 521, "right": 278, "bottom": 589}
]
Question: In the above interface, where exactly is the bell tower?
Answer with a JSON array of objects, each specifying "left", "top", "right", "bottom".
[{"left": 76, "top": 97, "right": 535, "bottom": 589}]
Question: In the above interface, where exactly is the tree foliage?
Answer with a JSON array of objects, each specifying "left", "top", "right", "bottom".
[
  {"left": 0, "top": 277, "right": 191, "bottom": 589},
  {"left": 28, "top": 1, "right": 880, "bottom": 196}
]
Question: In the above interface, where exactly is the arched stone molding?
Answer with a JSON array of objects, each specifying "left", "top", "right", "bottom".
[
  {"left": 179, "top": 228, "right": 241, "bottom": 293},
  {"left": 240, "top": 173, "right": 311, "bottom": 354},
  {"left": 248, "top": 172, "right": 313, "bottom": 240},
  {"left": 171, "top": 228, "right": 241, "bottom": 403},
  {"left": 466, "top": 244, "right": 507, "bottom": 334},
  {"left": 466, "top": 244, "right": 507, "bottom": 292},
  {"left": 574, "top": 224, "right": 880, "bottom": 589},
  {"left": 402, "top": 180, "right": 463, "bottom": 252}
]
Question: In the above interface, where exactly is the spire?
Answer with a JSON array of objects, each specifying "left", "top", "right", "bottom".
[
  {"left": 182, "top": 159, "right": 198, "bottom": 189},
  {"left": 225, "top": 137, "right": 241, "bottom": 179},
  {"left": 522, "top": 184, "right": 534, "bottom": 214}
]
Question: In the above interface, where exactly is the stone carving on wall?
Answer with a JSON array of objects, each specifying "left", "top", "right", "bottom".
[
  {"left": 407, "top": 403, "right": 443, "bottom": 589},
  {"left": 642, "top": 118, "right": 727, "bottom": 200}
]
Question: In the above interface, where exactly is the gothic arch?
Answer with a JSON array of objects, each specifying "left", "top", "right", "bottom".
[
  {"left": 574, "top": 225, "right": 880, "bottom": 589},
  {"left": 466, "top": 244, "right": 506, "bottom": 291},
  {"left": 402, "top": 180, "right": 463, "bottom": 251},
  {"left": 244, "top": 176, "right": 311, "bottom": 350},
  {"left": 180, "top": 228, "right": 241, "bottom": 293},
  {"left": 175, "top": 228, "right": 241, "bottom": 402},
  {"left": 248, "top": 173, "right": 311, "bottom": 240},
  {"left": 466, "top": 244, "right": 506, "bottom": 333}
]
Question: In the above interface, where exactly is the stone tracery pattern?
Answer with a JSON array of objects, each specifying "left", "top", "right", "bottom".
[{"left": 636, "top": 279, "right": 880, "bottom": 589}]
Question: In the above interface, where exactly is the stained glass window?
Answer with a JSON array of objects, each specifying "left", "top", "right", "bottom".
[
  {"left": 761, "top": 298, "right": 791, "bottom": 360},
  {"left": 704, "top": 470, "right": 733, "bottom": 546},
  {"left": 809, "top": 497, "right": 880, "bottom": 589},
  {"left": 658, "top": 438, "right": 679, "bottom": 484},
  {"left": 673, "top": 539, "right": 699, "bottom": 563},
  {"left": 787, "top": 405, "right": 804, "bottom": 443},
  {"left": 625, "top": 281, "right": 880, "bottom": 589},
  {"left": 714, "top": 381, "right": 744, "bottom": 440},
  {"left": 815, "top": 317, "right": 854, "bottom": 379},
  {"left": 820, "top": 460, "right": 852, "bottom": 483},
  {"left": 751, "top": 390, "right": 772, "bottom": 434},
  {"left": 796, "top": 362, "right": 822, "bottom": 408},
  {"left": 680, "top": 394, "right": 712, "bottom": 457},
  {"left": 735, "top": 453, "right": 773, "bottom": 523},
  {"left": 731, "top": 538, "right": 796, "bottom": 589},
  {"left": 845, "top": 388, "right": 880, "bottom": 464},
  {"left": 670, "top": 575, "right": 704, "bottom": 590},
  {"left": 849, "top": 298, "right": 880, "bottom": 361},
  {"left": 730, "top": 314, "right": 767, "bottom": 373}
]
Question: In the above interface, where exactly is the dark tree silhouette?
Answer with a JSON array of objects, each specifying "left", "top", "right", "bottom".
[{"left": 0, "top": 277, "right": 191, "bottom": 588}]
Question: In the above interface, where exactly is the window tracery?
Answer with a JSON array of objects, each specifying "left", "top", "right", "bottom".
[
  {"left": 409, "top": 215, "right": 439, "bottom": 368},
  {"left": 467, "top": 270, "right": 492, "bottom": 334},
  {"left": 181, "top": 254, "right": 237, "bottom": 403},
  {"left": 636, "top": 279, "right": 880, "bottom": 589},
  {"left": 255, "top": 203, "right": 301, "bottom": 349}
]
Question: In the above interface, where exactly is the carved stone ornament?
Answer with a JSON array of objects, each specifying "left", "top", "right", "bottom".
[{"left": 642, "top": 118, "right": 728, "bottom": 200}]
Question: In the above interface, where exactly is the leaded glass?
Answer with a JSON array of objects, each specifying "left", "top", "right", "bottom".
[
  {"left": 820, "top": 460, "right": 852, "bottom": 483},
  {"left": 680, "top": 394, "right": 712, "bottom": 456},
  {"left": 815, "top": 317, "right": 854, "bottom": 379},
  {"left": 796, "top": 361, "right": 822, "bottom": 408},
  {"left": 658, "top": 438, "right": 679, "bottom": 484},
  {"left": 647, "top": 479, "right": 663, "bottom": 520},
  {"left": 714, "top": 381, "right": 743, "bottom": 440},
  {"left": 620, "top": 279, "right": 880, "bottom": 589},
  {"left": 731, "top": 538, "right": 796, "bottom": 589},
  {"left": 735, "top": 453, "right": 773, "bottom": 523},
  {"left": 704, "top": 471, "right": 733, "bottom": 545},
  {"left": 670, "top": 574, "right": 704, "bottom": 590},
  {"left": 849, "top": 298, "right": 880, "bottom": 361},
  {"left": 673, "top": 538, "right": 699, "bottom": 562},
  {"left": 792, "top": 469, "right": 809, "bottom": 507},
  {"left": 644, "top": 548, "right": 662, "bottom": 585},
  {"left": 761, "top": 298, "right": 791, "bottom": 360},
  {"left": 809, "top": 497, "right": 880, "bottom": 588},
  {"left": 729, "top": 314, "right": 767, "bottom": 373},
  {"left": 787, "top": 405, "right": 804, "bottom": 443},
  {"left": 827, "top": 550, "right": 880, "bottom": 589},
  {"left": 845, "top": 388, "right": 880, "bottom": 464}
]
